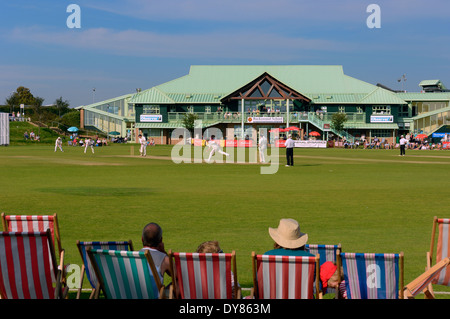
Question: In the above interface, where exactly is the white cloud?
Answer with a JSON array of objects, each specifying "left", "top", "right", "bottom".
[{"left": 8, "top": 26, "right": 359, "bottom": 61}]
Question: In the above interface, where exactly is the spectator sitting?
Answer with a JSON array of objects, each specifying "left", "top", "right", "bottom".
[
  {"left": 140, "top": 222, "right": 172, "bottom": 284},
  {"left": 320, "top": 261, "right": 347, "bottom": 299},
  {"left": 196, "top": 240, "right": 240, "bottom": 298},
  {"left": 264, "top": 218, "right": 314, "bottom": 257}
]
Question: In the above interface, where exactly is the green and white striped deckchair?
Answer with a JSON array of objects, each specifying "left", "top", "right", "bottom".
[{"left": 87, "top": 249, "right": 165, "bottom": 299}]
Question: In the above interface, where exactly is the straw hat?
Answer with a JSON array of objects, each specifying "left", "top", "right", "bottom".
[{"left": 269, "top": 218, "right": 308, "bottom": 249}]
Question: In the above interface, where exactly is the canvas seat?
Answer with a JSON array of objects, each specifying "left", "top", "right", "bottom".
[
  {"left": 0, "top": 230, "right": 67, "bottom": 299},
  {"left": 250, "top": 252, "right": 321, "bottom": 299},
  {"left": 76, "top": 240, "right": 134, "bottom": 299},
  {"left": 168, "top": 250, "right": 240, "bottom": 299}
]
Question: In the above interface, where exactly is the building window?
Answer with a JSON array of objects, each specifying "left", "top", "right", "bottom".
[
  {"left": 143, "top": 105, "right": 160, "bottom": 114},
  {"left": 338, "top": 106, "right": 345, "bottom": 113},
  {"left": 372, "top": 105, "right": 391, "bottom": 115},
  {"left": 205, "top": 106, "right": 211, "bottom": 113},
  {"left": 187, "top": 106, "right": 194, "bottom": 113},
  {"left": 356, "top": 106, "right": 363, "bottom": 114}
]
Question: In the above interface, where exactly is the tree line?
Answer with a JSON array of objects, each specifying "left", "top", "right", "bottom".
[{"left": 2, "top": 86, "right": 80, "bottom": 130}]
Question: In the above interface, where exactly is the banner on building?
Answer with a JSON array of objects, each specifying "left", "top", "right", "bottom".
[{"left": 140, "top": 114, "right": 163, "bottom": 122}]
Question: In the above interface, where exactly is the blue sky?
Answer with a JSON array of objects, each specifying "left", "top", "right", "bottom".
[{"left": 1, "top": 0, "right": 449, "bottom": 108}]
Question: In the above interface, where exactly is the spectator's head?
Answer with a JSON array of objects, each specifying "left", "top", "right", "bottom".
[
  {"left": 196, "top": 241, "right": 223, "bottom": 253},
  {"left": 269, "top": 218, "right": 308, "bottom": 250},
  {"left": 142, "top": 222, "right": 163, "bottom": 248}
]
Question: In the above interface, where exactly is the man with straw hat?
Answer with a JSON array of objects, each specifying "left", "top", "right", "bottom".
[{"left": 264, "top": 218, "right": 314, "bottom": 257}]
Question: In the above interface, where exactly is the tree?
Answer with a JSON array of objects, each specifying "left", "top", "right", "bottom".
[
  {"left": 330, "top": 112, "right": 347, "bottom": 132},
  {"left": 14, "top": 86, "right": 36, "bottom": 106},
  {"left": 55, "top": 96, "right": 70, "bottom": 118},
  {"left": 5, "top": 94, "right": 19, "bottom": 113},
  {"left": 33, "top": 96, "right": 45, "bottom": 122},
  {"left": 181, "top": 113, "right": 199, "bottom": 136}
]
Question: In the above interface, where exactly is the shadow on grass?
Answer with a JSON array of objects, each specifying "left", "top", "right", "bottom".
[{"left": 39, "top": 187, "right": 153, "bottom": 197}]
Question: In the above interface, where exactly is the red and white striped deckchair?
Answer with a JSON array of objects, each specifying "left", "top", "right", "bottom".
[
  {"left": 168, "top": 251, "right": 240, "bottom": 299},
  {"left": 1, "top": 213, "right": 62, "bottom": 256},
  {"left": 0, "top": 230, "right": 66, "bottom": 299},
  {"left": 427, "top": 218, "right": 450, "bottom": 285},
  {"left": 251, "top": 253, "right": 321, "bottom": 299},
  {"left": 404, "top": 257, "right": 450, "bottom": 299}
]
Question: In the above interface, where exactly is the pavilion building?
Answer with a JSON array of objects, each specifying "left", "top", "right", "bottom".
[{"left": 77, "top": 65, "right": 450, "bottom": 145}]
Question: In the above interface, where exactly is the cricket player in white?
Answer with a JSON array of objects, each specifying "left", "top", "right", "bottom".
[
  {"left": 54, "top": 137, "right": 63, "bottom": 152},
  {"left": 259, "top": 134, "right": 268, "bottom": 163},
  {"left": 138, "top": 134, "right": 147, "bottom": 156},
  {"left": 206, "top": 135, "right": 229, "bottom": 162},
  {"left": 84, "top": 138, "right": 95, "bottom": 154}
]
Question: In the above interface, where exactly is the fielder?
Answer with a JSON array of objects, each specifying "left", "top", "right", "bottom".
[
  {"left": 84, "top": 137, "right": 95, "bottom": 154},
  {"left": 54, "top": 137, "right": 63, "bottom": 152},
  {"left": 206, "top": 135, "right": 229, "bottom": 162},
  {"left": 258, "top": 134, "right": 268, "bottom": 163},
  {"left": 138, "top": 134, "right": 147, "bottom": 156}
]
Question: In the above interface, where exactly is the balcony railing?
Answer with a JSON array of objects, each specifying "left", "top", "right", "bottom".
[{"left": 167, "top": 111, "right": 366, "bottom": 125}]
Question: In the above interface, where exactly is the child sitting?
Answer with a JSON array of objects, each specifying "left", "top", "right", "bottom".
[{"left": 320, "top": 261, "right": 347, "bottom": 299}]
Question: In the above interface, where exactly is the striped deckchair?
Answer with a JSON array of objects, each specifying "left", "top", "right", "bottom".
[
  {"left": 1, "top": 213, "right": 62, "bottom": 257},
  {"left": 0, "top": 230, "right": 66, "bottom": 299},
  {"left": 426, "top": 217, "right": 450, "bottom": 296},
  {"left": 306, "top": 244, "right": 342, "bottom": 297},
  {"left": 76, "top": 240, "right": 134, "bottom": 299},
  {"left": 250, "top": 252, "right": 321, "bottom": 299},
  {"left": 404, "top": 257, "right": 450, "bottom": 299},
  {"left": 306, "top": 244, "right": 341, "bottom": 265},
  {"left": 337, "top": 251, "right": 404, "bottom": 299},
  {"left": 168, "top": 251, "right": 240, "bottom": 299},
  {"left": 87, "top": 249, "right": 164, "bottom": 299}
]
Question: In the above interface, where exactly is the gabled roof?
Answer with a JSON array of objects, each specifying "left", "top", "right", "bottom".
[
  {"left": 129, "top": 87, "right": 175, "bottom": 104},
  {"left": 130, "top": 65, "right": 408, "bottom": 105}
]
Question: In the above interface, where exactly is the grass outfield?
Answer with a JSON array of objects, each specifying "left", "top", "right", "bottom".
[{"left": 1, "top": 143, "right": 450, "bottom": 298}]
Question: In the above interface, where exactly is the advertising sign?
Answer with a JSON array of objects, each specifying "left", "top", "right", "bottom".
[
  {"left": 247, "top": 117, "right": 284, "bottom": 123},
  {"left": 140, "top": 114, "right": 163, "bottom": 122}
]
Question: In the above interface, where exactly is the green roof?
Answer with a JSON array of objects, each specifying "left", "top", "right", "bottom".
[
  {"left": 396, "top": 92, "right": 450, "bottom": 101},
  {"left": 132, "top": 65, "right": 406, "bottom": 105}
]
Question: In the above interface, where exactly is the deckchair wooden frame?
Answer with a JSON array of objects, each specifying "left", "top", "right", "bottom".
[
  {"left": 250, "top": 252, "right": 321, "bottom": 299},
  {"left": 336, "top": 251, "right": 404, "bottom": 299},
  {"left": 168, "top": 250, "right": 240, "bottom": 299},
  {"left": 87, "top": 248, "right": 164, "bottom": 299},
  {"left": 76, "top": 240, "right": 134, "bottom": 299},
  {"left": 0, "top": 230, "right": 67, "bottom": 299},
  {"left": 404, "top": 257, "right": 450, "bottom": 299},
  {"left": 424, "top": 216, "right": 450, "bottom": 298}
]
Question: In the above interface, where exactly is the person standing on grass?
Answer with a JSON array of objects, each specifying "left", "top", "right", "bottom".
[
  {"left": 259, "top": 133, "right": 268, "bottom": 163},
  {"left": 84, "top": 137, "right": 94, "bottom": 154},
  {"left": 206, "top": 135, "right": 229, "bottom": 163},
  {"left": 138, "top": 134, "right": 147, "bottom": 156},
  {"left": 285, "top": 134, "right": 294, "bottom": 167},
  {"left": 54, "top": 137, "right": 63, "bottom": 152},
  {"left": 399, "top": 135, "right": 408, "bottom": 156}
]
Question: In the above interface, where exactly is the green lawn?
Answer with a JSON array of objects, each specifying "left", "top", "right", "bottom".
[{"left": 1, "top": 143, "right": 449, "bottom": 298}]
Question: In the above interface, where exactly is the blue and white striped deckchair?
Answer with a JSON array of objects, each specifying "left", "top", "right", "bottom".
[
  {"left": 306, "top": 244, "right": 341, "bottom": 265},
  {"left": 337, "top": 252, "right": 404, "bottom": 299},
  {"left": 87, "top": 249, "right": 164, "bottom": 299},
  {"left": 306, "top": 244, "right": 341, "bottom": 297},
  {"left": 76, "top": 240, "right": 134, "bottom": 299}
]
